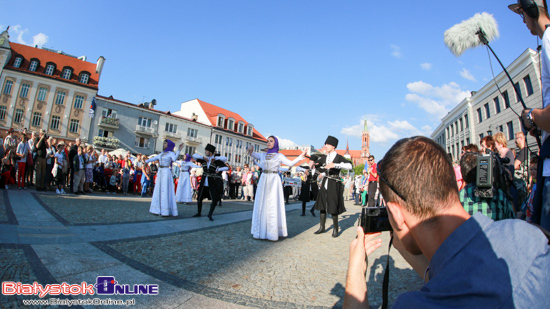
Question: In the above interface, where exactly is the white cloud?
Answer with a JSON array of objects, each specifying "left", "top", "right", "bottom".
[
  {"left": 32, "top": 33, "right": 49, "bottom": 48},
  {"left": 276, "top": 137, "right": 298, "bottom": 149},
  {"left": 9, "top": 24, "right": 48, "bottom": 47},
  {"left": 460, "top": 68, "right": 476, "bottom": 82},
  {"left": 405, "top": 81, "right": 470, "bottom": 120},
  {"left": 420, "top": 63, "right": 432, "bottom": 71},
  {"left": 390, "top": 44, "right": 402, "bottom": 58},
  {"left": 340, "top": 116, "right": 420, "bottom": 145}
]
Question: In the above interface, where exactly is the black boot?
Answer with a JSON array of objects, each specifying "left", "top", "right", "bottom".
[
  {"left": 207, "top": 204, "right": 216, "bottom": 221},
  {"left": 314, "top": 212, "right": 326, "bottom": 234},
  {"left": 310, "top": 206, "right": 316, "bottom": 217},
  {"left": 332, "top": 215, "right": 339, "bottom": 238},
  {"left": 193, "top": 203, "right": 202, "bottom": 217},
  {"left": 301, "top": 202, "right": 306, "bottom": 216}
]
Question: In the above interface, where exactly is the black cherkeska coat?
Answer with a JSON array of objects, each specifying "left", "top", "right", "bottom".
[{"left": 313, "top": 153, "right": 347, "bottom": 215}]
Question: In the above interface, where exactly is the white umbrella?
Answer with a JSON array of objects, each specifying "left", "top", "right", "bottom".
[{"left": 108, "top": 148, "right": 136, "bottom": 160}]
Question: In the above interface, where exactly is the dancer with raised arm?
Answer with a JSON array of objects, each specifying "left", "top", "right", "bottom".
[
  {"left": 175, "top": 153, "right": 200, "bottom": 204},
  {"left": 247, "top": 136, "right": 306, "bottom": 241},
  {"left": 313, "top": 136, "right": 352, "bottom": 238},
  {"left": 193, "top": 144, "right": 228, "bottom": 221},
  {"left": 145, "top": 140, "right": 183, "bottom": 217}
]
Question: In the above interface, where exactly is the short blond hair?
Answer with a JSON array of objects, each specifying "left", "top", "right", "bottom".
[{"left": 493, "top": 132, "right": 507, "bottom": 148}]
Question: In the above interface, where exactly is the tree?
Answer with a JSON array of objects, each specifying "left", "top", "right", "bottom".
[{"left": 354, "top": 163, "right": 365, "bottom": 176}]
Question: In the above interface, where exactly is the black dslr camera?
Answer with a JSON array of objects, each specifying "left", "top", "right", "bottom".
[{"left": 360, "top": 206, "right": 393, "bottom": 233}]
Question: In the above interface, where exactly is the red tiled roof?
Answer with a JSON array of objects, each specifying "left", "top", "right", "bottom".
[
  {"left": 279, "top": 150, "right": 309, "bottom": 167},
  {"left": 6, "top": 42, "right": 100, "bottom": 90},
  {"left": 196, "top": 99, "right": 266, "bottom": 142}
]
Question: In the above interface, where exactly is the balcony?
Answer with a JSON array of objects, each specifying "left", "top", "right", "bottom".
[
  {"left": 162, "top": 131, "right": 182, "bottom": 140},
  {"left": 98, "top": 116, "right": 120, "bottom": 129},
  {"left": 93, "top": 136, "right": 120, "bottom": 149},
  {"left": 135, "top": 125, "right": 156, "bottom": 136},
  {"left": 185, "top": 136, "right": 203, "bottom": 145}
]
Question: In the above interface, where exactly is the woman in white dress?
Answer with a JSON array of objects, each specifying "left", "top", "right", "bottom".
[
  {"left": 175, "top": 154, "right": 200, "bottom": 203},
  {"left": 247, "top": 136, "right": 306, "bottom": 241},
  {"left": 146, "top": 140, "right": 183, "bottom": 216}
]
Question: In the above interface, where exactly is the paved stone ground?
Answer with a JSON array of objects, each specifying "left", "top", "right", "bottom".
[{"left": 0, "top": 189, "right": 423, "bottom": 308}]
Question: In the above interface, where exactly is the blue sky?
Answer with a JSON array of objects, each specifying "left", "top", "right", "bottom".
[{"left": 0, "top": 0, "right": 539, "bottom": 160}]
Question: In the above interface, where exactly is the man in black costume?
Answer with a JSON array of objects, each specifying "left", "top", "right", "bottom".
[
  {"left": 192, "top": 144, "right": 228, "bottom": 221},
  {"left": 313, "top": 136, "right": 352, "bottom": 237}
]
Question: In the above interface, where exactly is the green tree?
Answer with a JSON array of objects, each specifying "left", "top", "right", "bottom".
[{"left": 354, "top": 163, "right": 365, "bottom": 176}]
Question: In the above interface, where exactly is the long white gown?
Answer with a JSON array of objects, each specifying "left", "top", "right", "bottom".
[
  {"left": 146, "top": 150, "right": 179, "bottom": 216},
  {"left": 250, "top": 152, "right": 303, "bottom": 241},
  {"left": 175, "top": 161, "right": 200, "bottom": 203}
]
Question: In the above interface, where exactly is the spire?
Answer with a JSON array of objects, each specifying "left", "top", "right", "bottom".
[
  {"left": 364, "top": 119, "right": 368, "bottom": 132},
  {"left": 346, "top": 139, "right": 349, "bottom": 152}
]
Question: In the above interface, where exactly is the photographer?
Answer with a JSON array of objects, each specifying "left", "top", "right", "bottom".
[
  {"left": 344, "top": 136, "right": 549, "bottom": 308},
  {"left": 34, "top": 129, "right": 48, "bottom": 191},
  {"left": 459, "top": 151, "right": 515, "bottom": 220}
]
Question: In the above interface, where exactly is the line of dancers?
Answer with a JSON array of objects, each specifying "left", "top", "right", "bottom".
[{"left": 149, "top": 136, "right": 351, "bottom": 241}]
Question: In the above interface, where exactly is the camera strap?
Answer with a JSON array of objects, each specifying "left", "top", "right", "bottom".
[{"left": 382, "top": 235, "right": 393, "bottom": 309}]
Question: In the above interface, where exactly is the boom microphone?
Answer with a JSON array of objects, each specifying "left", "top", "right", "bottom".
[
  {"left": 444, "top": 12, "right": 499, "bottom": 56},
  {"left": 444, "top": 12, "right": 541, "bottom": 148}
]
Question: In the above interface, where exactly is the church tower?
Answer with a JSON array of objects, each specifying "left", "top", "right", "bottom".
[{"left": 361, "top": 119, "right": 370, "bottom": 164}]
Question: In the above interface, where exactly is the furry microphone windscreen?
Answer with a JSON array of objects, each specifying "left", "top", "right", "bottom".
[{"left": 444, "top": 12, "right": 499, "bottom": 56}]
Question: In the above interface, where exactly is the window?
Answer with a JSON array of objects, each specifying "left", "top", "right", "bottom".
[
  {"left": 187, "top": 128, "right": 197, "bottom": 137},
  {"left": 524, "top": 75, "right": 534, "bottom": 96},
  {"left": 98, "top": 129, "right": 113, "bottom": 137},
  {"left": 507, "top": 121, "right": 514, "bottom": 139},
  {"left": 14, "top": 109, "right": 24, "bottom": 124},
  {"left": 50, "top": 115, "right": 61, "bottom": 130},
  {"left": 73, "top": 95, "right": 84, "bottom": 109},
  {"left": 455, "top": 121, "right": 458, "bottom": 134},
  {"left": 450, "top": 124, "right": 454, "bottom": 136},
  {"left": 464, "top": 115, "right": 469, "bottom": 128},
  {"left": 135, "top": 137, "right": 150, "bottom": 148},
  {"left": 236, "top": 140, "right": 242, "bottom": 148},
  {"left": 238, "top": 122, "right": 244, "bottom": 133},
  {"left": 13, "top": 57, "right": 22, "bottom": 68},
  {"left": 45, "top": 64, "right": 55, "bottom": 75},
  {"left": 446, "top": 127, "right": 449, "bottom": 139},
  {"left": 102, "top": 108, "right": 117, "bottom": 118},
  {"left": 494, "top": 97, "right": 501, "bottom": 114},
  {"left": 165, "top": 122, "right": 178, "bottom": 133},
  {"left": 3, "top": 80, "right": 13, "bottom": 95},
  {"left": 79, "top": 73, "right": 89, "bottom": 84},
  {"left": 503, "top": 90, "right": 510, "bottom": 109},
  {"left": 479, "top": 133, "right": 484, "bottom": 141},
  {"left": 20, "top": 83, "right": 30, "bottom": 98},
  {"left": 227, "top": 153, "right": 232, "bottom": 162},
  {"left": 55, "top": 91, "right": 66, "bottom": 105},
  {"left": 227, "top": 119, "right": 234, "bottom": 130},
  {"left": 459, "top": 118, "right": 463, "bottom": 131},
  {"left": 247, "top": 126, "right": 253, "bottom": 136},
  {"left": 477, "top": 108, "right": 482, "bottom": 123},
  {"left": 0, "top": 106, "right": 6, "bottom": 120},
  {"left": 68, "top": 119, "right": 79, "bottom": 133},
  {"left": 254, "top": 145, "right": 260, "bottom": 152},
  {"left": 214, "top": 134, "right": 222, "bottom": 144},
  {"left": 484, "top": 103, "right": 490, "bottom": 119},
  {"left": 62, "top": 68, "right": 72, "bottom": 79},
  {"left": 37, "top": 87, "right": 47, "bottom": 101},
  {"left": 184, "top": 146, "right": 196, "bottom": 155},
  {"left": 217, "top": 116, "right": 224, "bottom": 127},
  {"left": 138, "top": 116, "right": 151, "bottom": 127},
  {"left": 466, "top": 137, "right": 470, "bottom": 145},
  {"left": 29, "top": 60, "right": 38, "bottom": 72},
  {"left": 514, "top": 82, "right": 522, "bottom": 102},
  {"left": 226, "top": 137, "right": 232, "bottom": 146},
  {"left": 31, "top": 112, "right": 42, "bottom": 127}
]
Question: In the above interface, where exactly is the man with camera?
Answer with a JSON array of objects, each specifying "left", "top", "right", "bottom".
[
  {"left": 458, "top": 150, "right": 515, "bottom": 221},
  {"left": 344, "top": 136, "right": 549, "bottom": 308},
  {"left": 34, "top": 129, "right": 48, "bottom": 191}
]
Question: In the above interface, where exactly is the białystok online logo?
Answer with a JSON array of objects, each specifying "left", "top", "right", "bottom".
[{"left": 2, "top": 276, "right": 159, "bottom": 297}]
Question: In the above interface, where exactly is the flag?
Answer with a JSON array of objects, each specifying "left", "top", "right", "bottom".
[{"left": 89, "top": 97, "right": 96, "bottom": 118}]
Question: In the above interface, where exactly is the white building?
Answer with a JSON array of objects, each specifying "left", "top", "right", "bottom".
[
  {"left": 173, "top": 98, "right": 267, "bottom": 167},
  {"left": 0, "top": 28, "right": 105, "bottom": 143},
  {"left": 432, "top": 48, "right": 541, "bottom": 160}
]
